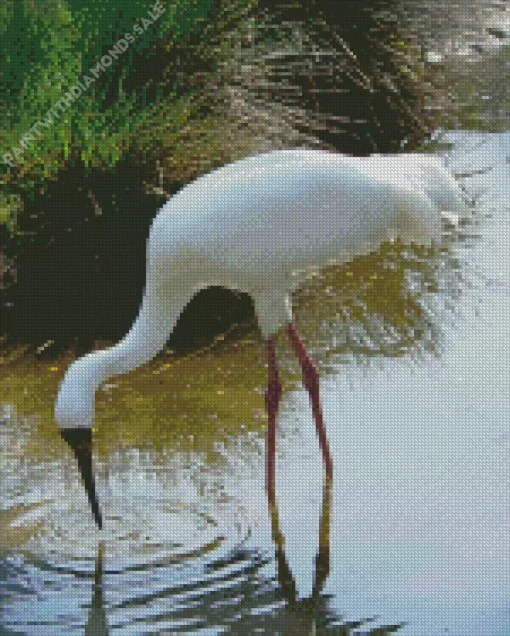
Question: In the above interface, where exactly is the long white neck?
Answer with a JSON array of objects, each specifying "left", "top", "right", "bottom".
[
  {"left": 89, "top": 305, "right": 170, "bottom": 385},
  {"left": 55, "top": 281, "right": 193, "bottom": 429}
]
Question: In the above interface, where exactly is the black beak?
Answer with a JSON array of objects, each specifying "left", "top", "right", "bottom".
[{"left": 61, "top": 428, "right": 103, "bottom": 529}]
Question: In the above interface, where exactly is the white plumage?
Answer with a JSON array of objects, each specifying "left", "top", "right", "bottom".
[
  {"left": 54, "top": 149, "right": 469, "bottom": 527},
  {"left": 56, "top": 149, "right": 469, "bottom": 428}
]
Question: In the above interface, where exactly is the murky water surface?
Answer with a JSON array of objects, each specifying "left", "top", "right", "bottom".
[
  {"left": 1, "top": 130, "right": 508, "bottom": 635},
  {"left": 2, "top": 3, "right": 510, "bottom": 634}
]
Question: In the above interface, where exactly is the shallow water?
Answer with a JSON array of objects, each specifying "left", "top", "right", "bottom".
[{"left": 1, "top": 131, "right": 509, "bottom": 634}]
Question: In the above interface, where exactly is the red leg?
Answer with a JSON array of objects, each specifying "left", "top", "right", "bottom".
[
  {"left": 287, "top": 323, "right": 333, "bottom": 475},
  {"left": 265, "top": 336, "right": 282, "bottom": 500}
]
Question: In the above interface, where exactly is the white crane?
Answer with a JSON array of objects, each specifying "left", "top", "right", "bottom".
[{"left": 54, "top": 149, "right": 470, "bottom": 528}]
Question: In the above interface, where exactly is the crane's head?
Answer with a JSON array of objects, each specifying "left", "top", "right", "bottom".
[{"left": 55, "top": 359, "right": 103, "bottom": 529}]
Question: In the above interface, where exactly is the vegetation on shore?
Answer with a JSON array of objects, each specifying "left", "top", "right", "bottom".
[{"left": 1, "top": 0, "right": 435, "bottom": 354}]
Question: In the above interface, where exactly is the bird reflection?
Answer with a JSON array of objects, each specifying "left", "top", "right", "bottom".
[
  {"left": 85, "top": 540, "right": 109, "bottom": 635},
  {"left": 267, "top": 468, "right": 332, "bottom": 634},
  {"left": 79, "top": 445, "right": 332, "bottom": 636},
  {"left": 78, "top": 468, "right": 343, "bottom": 634}
]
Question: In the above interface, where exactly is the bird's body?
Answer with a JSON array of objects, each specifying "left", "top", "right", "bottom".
[
  {"left": 145, "top": 150, "right": 467, "bottom": 336},
  {"left": 54, "top": 149, "right": 469, "bottom": 527}
]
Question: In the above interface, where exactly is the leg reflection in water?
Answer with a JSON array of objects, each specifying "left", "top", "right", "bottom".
[
  {"left": 267, "top": 468, "right": 333, "bottom": 633},
  {"left": 86, "top": 540, "right": 108, "bottom": 636}
]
